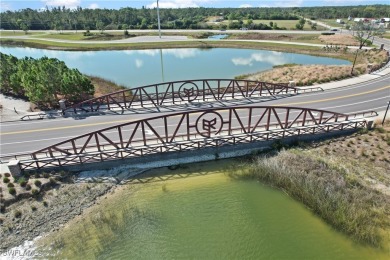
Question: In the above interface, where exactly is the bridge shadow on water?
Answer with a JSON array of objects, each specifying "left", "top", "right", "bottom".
[
  {"left": 122, "top": 166, "right": 215, "bottom": 185},
  {"left": 75, "top": 159, "right": 243, "bottom": 185}
]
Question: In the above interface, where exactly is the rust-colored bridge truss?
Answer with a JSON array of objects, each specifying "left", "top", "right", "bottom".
[
  {"left": 8, "top": 106, "right": 374, "bottom": 171},
  {"left": 65, "top": 79, "right": 322, "bottom": 114}
]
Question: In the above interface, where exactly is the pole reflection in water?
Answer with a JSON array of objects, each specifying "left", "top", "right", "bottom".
[{"left": 160, "top": 48, "right": 165, "bottom": 82}]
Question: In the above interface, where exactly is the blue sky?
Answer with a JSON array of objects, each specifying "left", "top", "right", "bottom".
[{"left": 0, "top": 0, "right": 388, "bottom": 12}]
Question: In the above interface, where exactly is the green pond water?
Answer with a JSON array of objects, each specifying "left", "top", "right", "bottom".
[{"left": 36, "top": 162, "right": 389, "bottom": 260}]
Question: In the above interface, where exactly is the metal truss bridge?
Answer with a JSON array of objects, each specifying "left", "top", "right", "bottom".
[
  {"left": 3, "top": 106, "right": 376, "bottom": 171},
  {"left": 64, "top": 79, "right": 322, "bottom": 114}
]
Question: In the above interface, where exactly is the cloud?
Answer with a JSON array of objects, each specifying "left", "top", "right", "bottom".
[
  {"left": 88, "top": 3, "right": 99, "bottom": 9},
  {"left": 232, "top": 52, "right": 287, "bottom": 66},
  {"left": 323, "top": 0, "right": 364, "bottom": 4},
  {"left": 125, "top": 49, "right": 199, "bottom": 59},
  {"left": 135, "top": 59, "right": 144, "bottom": 68},
  {"left": 147, "top": 0, "right": 212, "bottom": 9},
  {"left": 239, "top": 4, "right": 252, "bottom": 8},
  {"left": 0, "top": 2, "right": 11, "bottom": 11},
  {"left": 163, "top": 49, "right": 199, "bottom": 59},
  {"left": 42, "top": 0, "right": 81, "bottom": 9}
]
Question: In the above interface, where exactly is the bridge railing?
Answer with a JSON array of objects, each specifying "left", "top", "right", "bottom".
[
  {"left": 64, "top": 79, "right": 323, "bottom": 114},
  {"left": 0, "top": 106, "right": 376, "bottom": 171}
]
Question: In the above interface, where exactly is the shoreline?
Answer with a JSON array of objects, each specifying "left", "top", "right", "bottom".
[
  {"left": 0, "top": 38, "right": 357, "bottom": 61},
  {"left": 1, "top": 124, "right": 389, "bottom": 252}
]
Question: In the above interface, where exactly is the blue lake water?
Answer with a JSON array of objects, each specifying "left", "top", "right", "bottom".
[{"left": 0, "top": 46, "right": 350, "bottom": 88}]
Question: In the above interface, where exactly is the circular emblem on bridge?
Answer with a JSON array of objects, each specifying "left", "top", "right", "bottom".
[
  {"left": 178, "top": 82, "right": 199, "bottom": 102},
  {"left": 195, "top": 111, "right": 224, "bottom": 138}
]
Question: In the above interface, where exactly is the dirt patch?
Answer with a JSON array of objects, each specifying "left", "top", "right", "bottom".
[
  {"left": 0, "top": 173, "right": 115, "bottom": 251},
  {"left": 319, "top": 34, "right": 359, "bottom": 46}
]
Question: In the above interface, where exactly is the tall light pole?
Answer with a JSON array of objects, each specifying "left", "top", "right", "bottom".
[{"left": 157, "top": 0, "right": 161, "bottom": 38}]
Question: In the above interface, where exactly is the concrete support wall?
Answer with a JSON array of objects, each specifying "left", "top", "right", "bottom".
[{"left": 28, "top": 128, "right": 359, "bottom": 173}]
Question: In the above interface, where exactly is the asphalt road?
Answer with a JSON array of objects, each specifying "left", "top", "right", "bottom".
[{"left": 1, "top": 72, "right": 389, "bottom": 157}]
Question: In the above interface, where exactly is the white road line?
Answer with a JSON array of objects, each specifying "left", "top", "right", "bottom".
[{"left": 321, "top": 96, "right": 389, "bottom": 110}]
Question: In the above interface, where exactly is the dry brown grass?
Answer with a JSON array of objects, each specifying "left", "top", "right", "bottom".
[
  {"left": 244, "top": 64, "right": 365, "bottom": 86},
  {"left": 88, "top": 76, "right": 127, "bottom": 98},
  {"left": 319, "top": 34, "right": 359, "bottom": 46},
  {"left": 241, "top": 49, "right": 388, "bottom": 86}
]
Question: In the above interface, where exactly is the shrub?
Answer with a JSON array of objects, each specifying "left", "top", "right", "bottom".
[
  {"left": 375, "top": 127, "right": 386, "bottom": 134},
  {"left": 4, "top": 173, "right": 10, "bottom": 177},
  {"left": 8, "top": 187, "right": 16, "bottom": 195},
  {"left": 20, "top": 181, "right": 27, "bottom": 187},
  {"left": 31, "top": 205, "right": 37, "bottom": 211},
  {"left": 83, "top": 30, "right": 93, "bottom": 36},
  {"left": 14, "top": 210, "right": 22, "bottom": 218},
  {"left": 7, "top": 183, "right": 14, "bottom": 188},
  {"left": 3, "top": 177, "right": 10, "bottom": 183},
  {"left": 43, "top": 172, "right": 50, "bottom": 178},
  {"left": 49, "top": 178, "right": 56, "bottom": 186},
  {"left": 43, "top": 201, "right": 48, "bottom": 207},
  {"left": 25, "top": 184, "right": 31, "bottom": 191},
  {"left": 31, "top": 189, "right": 39, "bottom": 196},
  {"left": 0, "top": 174, "right": 2, "bottom": 178},
  {"left": 321, "top": 32, "right": 335, "bottom": 35},
  {"left": 34, "top": 180, "right": 42, "bottom": 187}
]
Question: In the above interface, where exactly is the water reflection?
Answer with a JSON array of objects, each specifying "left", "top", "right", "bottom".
[
  {"left": 0, "top": 47, "right": 350, "bottom": 88},
  {"left": 232, "top": 51, "right": 288, "bottom": 66}
]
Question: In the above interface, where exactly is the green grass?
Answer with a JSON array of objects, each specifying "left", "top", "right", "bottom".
[
  {"left": 0, "top": 31, "right": 41, "bottom": 36},
  {"left": 0, "top": 38, "right": 323, "bottom": 52},
  {"left": 30, "top": 32, "right": 137, "bottom": 41},
  {"left": 31, "top": 32, "right": 88, "bottom": 41}
]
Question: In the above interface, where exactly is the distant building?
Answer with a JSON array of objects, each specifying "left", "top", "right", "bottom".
[
  {"left": 336, "top": 19, "right": 344, "bottom": 24},
  {"left": 354, "top": 18, "right": 363, "bottom": 22},
  {"left": 348, "top": 16, "right": 352, "bottom": 21}
]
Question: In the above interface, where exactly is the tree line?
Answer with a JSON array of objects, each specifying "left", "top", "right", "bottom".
[
  {"left": 1, "top": 5, "right": 387, "bottom": 31},
  {"left": 0, "top": 53, "right": 94, "bottom": 106}
]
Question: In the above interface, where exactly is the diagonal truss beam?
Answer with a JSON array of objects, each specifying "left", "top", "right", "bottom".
[{"left": 65, "top": 79, "right": 322, "bottom": 114}]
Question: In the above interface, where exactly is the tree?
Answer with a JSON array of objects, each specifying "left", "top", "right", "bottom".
[
  {"left": 96, "top": 20, "right": 105, "bottom": 33},
  {"left": 295, "top": 17, "right": 305, "bottom": 30},
  {"left": 311, "top": 22, "right": 317, "bottom": 30},
  {"left": 0, "top": 53, "right": 95, "bottom": 107},
  {"left": 353, "top": 21, "right": 375, "bottom": 49},
  {"left": 350, "top": 21, "right": 376, "bottom": 74},
  {"left": 122, "top": 23, "right": 129, "bottom": 35},
  {"left": 16, "top": 19, "right": 29, "bottom": 34}
]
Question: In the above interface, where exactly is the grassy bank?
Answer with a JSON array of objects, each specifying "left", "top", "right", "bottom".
[
  {"left": 88, "top": 76, "right": 127, "bottom": 97},
  {"left": 228, "top": 122, "right": 390, "bottom": 247},
  {"left": 237, "top": 49, "right": 388, "bottom": 85}
]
